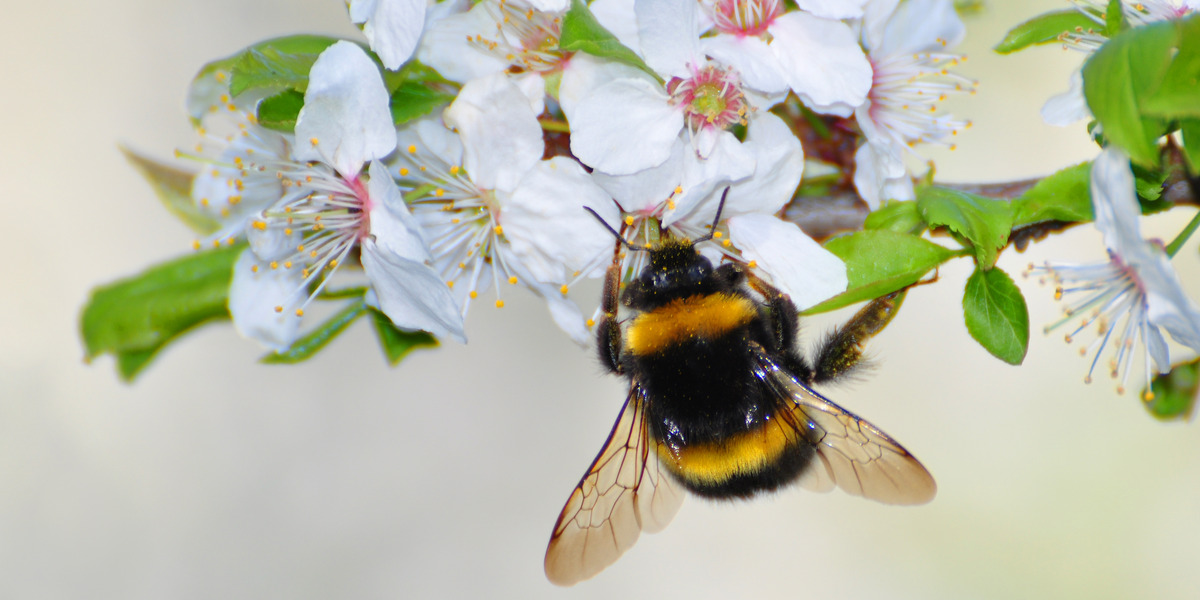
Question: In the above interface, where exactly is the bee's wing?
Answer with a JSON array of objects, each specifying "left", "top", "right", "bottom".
[
  {"left": 544, "top": 385, "right": 684, "bottom": 586},
  {"left": 754, "top": 349, "right": 936, "bottom": 505}
]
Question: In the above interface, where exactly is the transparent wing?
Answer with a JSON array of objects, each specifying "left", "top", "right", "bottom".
[
  {"left": 754, "top": 348, "right": 937, "bottom": 505},
  {"left": 544, "top": 385, "right": 685, "bottom": 586}
]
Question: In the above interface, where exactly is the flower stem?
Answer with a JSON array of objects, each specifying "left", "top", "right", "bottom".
[
  {"left": 538, "top": 118, "right": 571, "bottom": 133},
  {"left": 1165, "top": 209, "right": 1200, "bottom": 258}
]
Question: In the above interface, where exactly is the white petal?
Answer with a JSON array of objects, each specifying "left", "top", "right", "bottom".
[
  {"left": 861, "top": 0, "right": 901, "bottom": 50},
  {"left": 229, "top": 248, "right": 302, "bottom": 352},
  {"left": 245, "top": 213, "right": 302, "bottom": 262},
  {"left": 769, "top": 12, "right": 872, "bottom": 116},
  {"left": 701, "top": 35, "right": 789, "bottom": 96},
  {"left": 443, "top": 73, "right": 544, "bottom": 192},
  {"left": 394, "top": 115, "right": 465, "bottom": 168},
  {"left": 1042, "top": 69, "right": 1092, "bottom": 126},
  {"left": 558, "top": 53, "right": 653, "bottom": 121},
  {"left": 795, "top": 0, "right": 868, "bottom": 19},
  {"left": 293, "top": 41, "right": 396, "bottom": 177},
  {"left": 503, "top": 157, "right": 622, "bottom": 282},
  {"left": 636, "top": 0, "right": 702, "bottom": 77},
  {"left": 362, "top": 162, "right": 467, "bottom": 342},
  {"left": 570, "top": 77, "right": 683, "bottom": 175},
  {"left": 416, "top": 1, "right": 510, "bottom": 83},
  {"left": 875, "top": 0, "right": 965, "bottom": 55},
  {"left": 666, "top": 131, "right": 755, "bottom": 226},
  {"left": 1090, "top": 147, "right": 1144, "bottom": 255},
  {"left": 350, "top": 0, "right": 427, "bottom": 70},
  {"left": 852, "top": 140, "right": 910, "bottom": 210},
  {"left": 591, "top": 0, "right": 641, "bottom": 55},
  {"left": 1140, "top": 251, "right": 1200, "bottom": 361},
  {"left": 527, "top": 0, "right": 569, "bottom": 11},
  {"left": 720, "top": 112, "right": 805, "bottom": 216},
  {"left": 727, "top": 214, "right": 848, "bottom": 310},
  {"left": 511, "top": 71, "right": 547, "bottom": 117},
  {"left": 591, "top": 138, "right": 687, "bottom": 214}
]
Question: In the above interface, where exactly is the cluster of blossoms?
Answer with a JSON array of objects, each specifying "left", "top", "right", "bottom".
[{"left": 180, "top": 0, "right": 975, "bottom": 351}]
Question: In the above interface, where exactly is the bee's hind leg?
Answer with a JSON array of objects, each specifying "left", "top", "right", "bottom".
[{"left": 810, "top": 290, "right": 906, "bottom": 385}]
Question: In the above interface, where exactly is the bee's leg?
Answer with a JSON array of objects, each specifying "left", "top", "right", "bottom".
[
  {"left": 810, "top": 290, "right": 906, "bottom": 385},
  {"left": 731, "top": 265, "right": 813, "bottom": 381},
  {"left": 596, "top": 262, "right": 624, "bottom": 374}
]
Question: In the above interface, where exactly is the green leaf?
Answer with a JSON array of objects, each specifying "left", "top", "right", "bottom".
[
  {"left": 261, "top": 300, "right": 368, "bottom": 364},
  {"left": 255, "top": 89, "right": 305, "bottom": 132},
  {"left": 370, "top": 309, "right": 439, "bottom": 366},
  {"left": 917, "top": 187, "right": 1013, "bottom": 268},
  {"left": 963, "top": 265, "right": 1029, "bottom": 365},
  {"left": 1104, "top": 0, "right": 1125, "bottom": 37},
  {"left": 864, "top": 200, "right": 925, "bottom": 234},
  {"left": 1144, "top": 358, "right": 1200, "bottom": 421},
  {"left": 1142, "top": 16, "right": 1200, "bottom": 118},
  {"left": 390, "top": 83, "right": 455, "bottom": 126},
  {"left": 120, "top": 146, "right": 218, "bottom": 235},
  {"left": 81, "top": 244, "right": 243, "bottom": 380},
  {"left": 1082, "top": 20, "right": 1178, "bottom": 166},
  {"left": 804, "top": 230, "right": 960, "bottom": 314},
  {"left": 227, "top": 35, "right": 343, "bottom": 97},
  {"left": 1011, "top": 162, "right": 1094, "bottom": 226},
  {"left": 560, "top": 0, "right": 661, "bottom": 82},
  {"left": 1181, "top": 118, "right": 1200, "bottom": 173},
  {"left": 994, "top": 10, "right": 1100, "bottom": 54}
]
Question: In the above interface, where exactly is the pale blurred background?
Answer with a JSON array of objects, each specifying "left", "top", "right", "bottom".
[{"left": 3, "top": 1, "right": 1199, "bottom": 598}]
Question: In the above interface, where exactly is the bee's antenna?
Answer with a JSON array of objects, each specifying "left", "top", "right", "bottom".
[
  {"left": 583, "top": 205, "right": 651, "bottom": 252},
  {"left": 693, "top": 187, "right": 730, "bottom": 244}
]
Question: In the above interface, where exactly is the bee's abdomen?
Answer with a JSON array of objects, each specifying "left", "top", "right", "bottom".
[
  {"left": 655, "top": 421, "right": 817, "bottom": 499},
  {"left": 625, "top": 293, "right": 757, "bottom": 357}
]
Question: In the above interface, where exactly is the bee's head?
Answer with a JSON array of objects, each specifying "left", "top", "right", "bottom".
[{"left": 633, "top": 236, "right": 715, "bottom": 303}]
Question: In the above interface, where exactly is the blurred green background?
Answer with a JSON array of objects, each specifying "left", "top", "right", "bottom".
[{"left": 3, "top": 1, "right": 1199, "bottom": 598}]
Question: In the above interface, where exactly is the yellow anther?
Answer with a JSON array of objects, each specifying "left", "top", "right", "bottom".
[
  {"left": 494, "top": 225, "right": 504, "bottom": 235},
  {"left": 447, "top": 281, "right": 455, "bottom": 288},
  {"left": 1143, "top": 390, "right": 1156, "bottom": 402},
  {"left": 407, "top": 144, "right": 417, "bottom": 154},
  {"left": 251, "top": 220, "right": 267, "bottom": 231},
  {"left": 274, "top": 305, "right": 283, "bottom": 313},
  {"left": 495, "top": 299, "right": 505, "bottom": 308},
  {"left": 722, "top": 239, "right": 732, "bottom": 247},
  {"left": 586, "top": 318, "right": 596, "bottom": 327},
  {"left": 284, "top": 228, "right": 293, "bottom": 236},
  {"left": 435, "top": 188, "right": 445, "bottom": 197},
  {"left": 226, "top": 237, "right": 235, "bottom": 246},
  {"left": 200, "top": 198, "right": 210, "bottom": 207},
  {"left": 712, "top": 231, "right": 723, "bottom": 239},
  {"left": 624, "top": 216, "right": 635, "bottom": 226},
  {"left": 399, "top": 167, "right": 409, "bottom": 176},
  {"left": 560, "top": 284, "right": 569, "bottom": 295},
  {"left": 269, "top": 261, "right": 279, "bottom": 269},
  {"left": 747, "top": 260, "right": 758, "bottom": 269},
  {"left": 211, "top": 240, "right": 221, "bottom": 248},
  {"left": 450, "top": 165, "right": 460, "bottom": 175},
  {"left": 458, "top": 262, "right": 466, "bottom": 269},
  {"left": 328, "top": 259, "right": 338, "bottom": 268},
  {"left": 310, "top": 250, "right": 318, "bottom": 258},
  {"left": 283, "top": 261, "right": 292, "bottom": 269},
  {"left": 295, "top": 308, "right": 304, "bottom": 317},
  {"left": 470, "top": 291, "right": 479, "bottom": 299},
  {"left": 508, "top": 276, "right": 518, "bottom": 285},
  {"left": 192, "top": 240, "right": 202, "bottom": 250},
  {"left": 309, "top": 137, "right": 319, "bottom": 146},
  {"left": 251, "top": 264, "right": 259, "bottom": 273}
]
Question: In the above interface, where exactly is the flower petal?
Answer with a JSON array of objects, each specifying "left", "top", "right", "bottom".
[
  {"left": 293, "top": 41, "right": 397, "bottom": 178},
  {"left": 795, "top": 0, "right": 868, "bottom": 19},
  {"left": 229, "top": 248, "right": 303, "bottom": 352},
  {"left": 570, "top": 77, "right": 683, "bottom": 175},
  {"left": 443, "top": 73, "right": 544, "bottom": 192},
  {"left": 416, "top": 0, "right": 510, "bottom": 83},
  {"left": 591, "top": 0, "right": 641, "bottom": 54},
  {"left": 769, "top": 12, "right": 872, "bottom": 116},
  {"left": 1090, "top": 147, "right": 1144, "bottom": 255},
  {"left": 362, "top": 163, "right": 467, "bottom": 342},
  {"left": 666, "top": 130, "right": 755, "bottom": 226},
  {"left": 727, "top": 214, "right": 848, "bottom": 310},
  {"left": 503, "top": 157, "right": 622, "bottom": 282},
  {"left": 591, "top": 137, "right": 687, "bottom": 214},
  {"left": 349, "top": 0, "right": 427, "bottom": 70},
  {"left": 872, "top": 0, "right": 965, "bottom": 55},
  {"left": 636, "top": 0, "right": 702, "bottom": 77},
  {"left": 720, "top": 112, "right": 805, "bottom": 216},
  {"left": 702, "top": 35, "right": 789, "bottom": 96},
  {"left": 1042, "top": 69, "right": 1091, "bottom": 126}
]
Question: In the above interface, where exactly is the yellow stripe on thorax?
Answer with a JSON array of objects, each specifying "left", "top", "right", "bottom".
[
  {"left": 625, "top": 293, "right": 756, "bottom": 356},
  {"left": 656, "top": 421, "right": 798, "bottom": 485}
]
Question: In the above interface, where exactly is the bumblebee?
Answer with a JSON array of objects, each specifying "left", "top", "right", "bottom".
[{"left": 543, "top": 197, "right": 936, "bottom": 586}]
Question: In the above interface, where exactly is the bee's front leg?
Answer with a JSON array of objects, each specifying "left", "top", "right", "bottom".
[
  {"left": 810, "top": 290, "right": 906, "bottom": 385},
  {"left": 596, "top": 262, "right": 624, "bottom": 374}
]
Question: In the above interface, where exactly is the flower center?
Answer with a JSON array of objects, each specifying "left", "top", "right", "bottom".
[
  {"left": 469, "top": 0, "right": 567, "bottom": 74},
  {"left": 668, "top": 65, "right": 748, "bottom": 132},
  {"left": 707, "top": 0, "right": 782, "bottom": 36}
]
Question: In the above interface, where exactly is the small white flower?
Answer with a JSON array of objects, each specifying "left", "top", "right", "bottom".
[
  {"left": 231, "top": 41, "right": 464, "bottom": 350},
  {"left": 852, "top": 0, "right": 974, "bottom": 209},
  {"left": 392, "top": 75, "right": 620, "bottom": 344},
  {"left": 1043, "top": 0, "right": 1198, "bottom": 125},
  {"left": 1034, "top": 148, "right": 1200, "bottom": 396},
  {"left": 593, "top": 111, "right": 846, "bottom": 310},
  {"left": 349, "top": 0, "right": 428, "bottom": 70}
]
